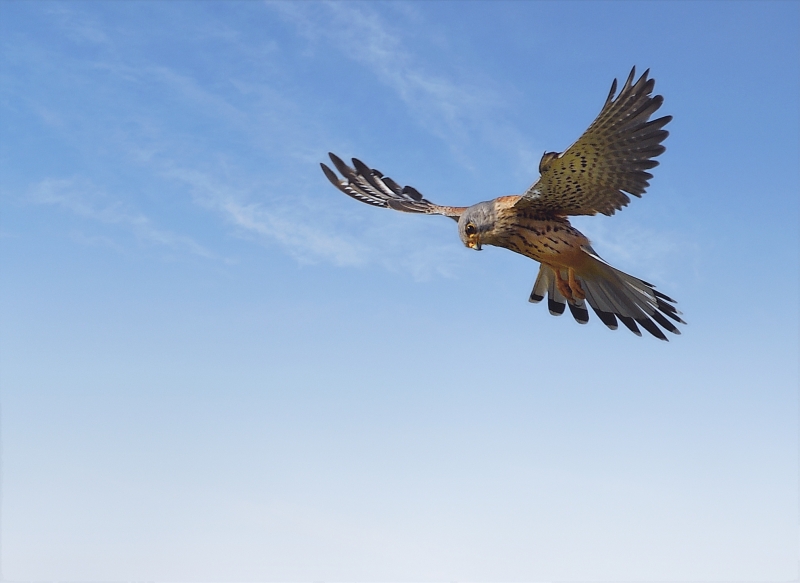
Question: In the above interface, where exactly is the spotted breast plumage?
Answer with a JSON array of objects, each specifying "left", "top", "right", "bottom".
[{"left": 320, "top": 67, "right": 685, "bottom": 340}]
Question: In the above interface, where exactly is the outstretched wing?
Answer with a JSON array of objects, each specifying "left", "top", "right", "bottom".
[
  {"left": 321, "top": 153, "right": 465, "bottom": 221},
  {"left": 516, "top": 67, "right": 671, "bottom": 217}
]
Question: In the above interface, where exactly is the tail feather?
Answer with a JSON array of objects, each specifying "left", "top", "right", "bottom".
[
  {"left": 634, "top": 316, "right": 668, "bottom": 341},
  {"left": 618, "top": 315, "right": 643, "bottom": 336},
  {"left": 579, "top": 277, "right": 620, "bottom": 329},
  {"left": 547, "top": 269, "right": 567, "bottom": 315},
  {"left": 567, "top": 300, "right": 590, "bottom": 324},
  {"left": 596, "top": 279, "right": 646, "bottom": 336},
  {"left": 581, "top": 284, "right": 619, "bottom": 330},
  {"left": 527, "top": 257, "right": 684, "bottom": 340},
  {"left": 528, "top": 267, "right": 550, "bottom": 303},
  {"left": 581, "top": 278, "right": 618, "bottom": 330},
  {"left": 598, "top": 278, "right": 646, "bottom": 320},
  {"left": 554, "top": 269, "right": 589, "bottom": 323},
  {"left": 654, "top": 295, "right": 685, "bottom": 323},
  {"left": 650, "top": 310, "right": 681, "bottom": 334}
]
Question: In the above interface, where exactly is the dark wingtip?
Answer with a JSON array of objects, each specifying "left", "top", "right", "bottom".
[
  {"left": 320, "top": 162, "right": 340, "bottom": 185},
  {"left": 624, "top": 66, "right": 636, "bottom": 88},
  {"left": 402, "top": 185, "right": 424, "bottom": 201},
  {"left": 606, "top": 77, "right": 618, "bottom": 103},
  {"left": 351, "top": 157, "right": 371, "bottom": 175},
  {"left": 328, "top": 152, "right": 352, "bottom": 177}
]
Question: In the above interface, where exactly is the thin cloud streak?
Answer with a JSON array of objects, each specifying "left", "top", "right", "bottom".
[
  {"left": 160, "top": 165, "right": 368, "bottom": 267},
  {"left": 28, "top": 177, "right": 215, "bottom": 259},
  {"left": 8, "top": 4, "right": 481, "bottom": 278},
  {"left": 270, "top": 3, "right": 513, "bottom": 159},
  {"left": 160, "top": 162, "right": 465, "bottom": 280},
  {"left": 269, "top": 2, "right": 546, "bottom": 189},
  {"left": 266, "top": 3, "right": 686, "bottom": 282}
]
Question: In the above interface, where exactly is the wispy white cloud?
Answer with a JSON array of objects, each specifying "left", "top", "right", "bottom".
[
  {"left": 159, "top": 162, "right": 465, "bottom": 279},
  {"left": 159, "top": 165, "right": 368, "bottom": 267},
  {"left": 269, "top": 2, "right": 546, "bottom": 187},
  {"left": 10, "top": 3, "right": 473, "bottom": 278},
  {"left": 67, "top": 230, "right": 126, "bottom": 253},
  {"left": 44, "top": 4, "right": 112, "bottom": 47},
  {"left": 28, "top": 177, "right": 215, "bottom": 259},
  {"left": 269, "top": 5, "right": 688, "bottom": 285},
  {"left": 270, "top": 3, "right": 521, "bottom": 162},
  {"left": 81, "top": 51, "right": 461, "bottom": 273}
]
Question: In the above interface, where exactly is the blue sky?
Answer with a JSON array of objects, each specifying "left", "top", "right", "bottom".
[{"left": 1, "top": 1, "right": 797, "bottom": 580}]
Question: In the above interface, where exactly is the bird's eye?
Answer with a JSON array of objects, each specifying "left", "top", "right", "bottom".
[{"left": 465, "top": 223, "right": 477, "bottom": 236}]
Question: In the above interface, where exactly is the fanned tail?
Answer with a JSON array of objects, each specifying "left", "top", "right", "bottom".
[{"left": 528, "top": 250, "right": 685, "bottom": 340}]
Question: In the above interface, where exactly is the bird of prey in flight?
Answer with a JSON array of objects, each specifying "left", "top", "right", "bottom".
[{"left": 321, "top": 67, "right": 684, "bottom": 340}]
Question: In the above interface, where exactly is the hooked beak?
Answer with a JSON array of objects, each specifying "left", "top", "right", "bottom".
[{"left": 467, "top": 235, "right": 482, "bottom": 251}]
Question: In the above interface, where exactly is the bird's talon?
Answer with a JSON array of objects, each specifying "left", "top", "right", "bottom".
[
  {"left": 554, "top": 269, "right": 575, "bottom": 301},
  {"left": 568, "top": 269, "right": 586, "bottom": 300}
]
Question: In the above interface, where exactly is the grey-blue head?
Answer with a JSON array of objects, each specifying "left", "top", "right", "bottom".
[{"left": 458, "top": 201, "right": 497, "bottom": 250}]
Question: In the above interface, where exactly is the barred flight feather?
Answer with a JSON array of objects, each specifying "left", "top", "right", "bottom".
[{"left": 321, "top": 153, "right": 464, "bottom": 220}]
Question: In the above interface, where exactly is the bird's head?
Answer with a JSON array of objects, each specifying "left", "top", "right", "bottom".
[{"left": 458, "top": 201, "right": 496, "bottom": 251}]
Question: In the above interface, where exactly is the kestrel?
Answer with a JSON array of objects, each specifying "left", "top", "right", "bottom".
[{"left": 321, "top": 67, "right": 685, "bottom": 340}]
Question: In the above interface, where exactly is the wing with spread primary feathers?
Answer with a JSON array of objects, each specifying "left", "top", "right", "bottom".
[
  {"left": 516, "top": 67, "right": 671, "bottom": 217},
  {"left": 321, "top": 153, "right": 465, "bottom": 221}
]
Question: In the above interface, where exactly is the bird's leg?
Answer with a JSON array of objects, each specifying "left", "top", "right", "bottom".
[
  {"left": 552, "top": 267, "right": 585, "bottom": 302},
  {"left": 553, "top": 268, "right": 575, "bottom": 301},
  {"left": 568, "top": 268, "right": 586, "bottom": 300}
]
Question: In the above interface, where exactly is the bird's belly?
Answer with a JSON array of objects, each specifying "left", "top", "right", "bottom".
[{"left": 497, "top": 219, "right": 590, "bottom": 268}]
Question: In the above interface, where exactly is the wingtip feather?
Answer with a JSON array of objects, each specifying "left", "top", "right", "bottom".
[{"left": 320, "top": 162, "right": 340, "bottom": 185}]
